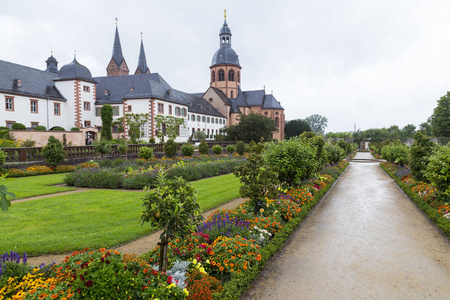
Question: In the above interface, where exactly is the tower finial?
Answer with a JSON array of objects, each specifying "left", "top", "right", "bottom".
[
  {"left": 115, "top": 17, "right": 118, "bottom": 26},
  {"left": 224, "top": 9, "right": 226, "bottom": 19},
  {"left": 74, "top": 50, "right": 76, "bottom": 59},
  {"left": 141, "top": 31, "right": 143, "bottom": 40}
]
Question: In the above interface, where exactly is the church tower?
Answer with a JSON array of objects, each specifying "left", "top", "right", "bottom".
[
  {"left": 210, "top": 13, "right": 241, "bottom": 99},
  {"left": 135, "top": 34, "right": 150, "bottom": 74},
  {"left": 106, "top": 20, "right": 129, "bottom": 76}
]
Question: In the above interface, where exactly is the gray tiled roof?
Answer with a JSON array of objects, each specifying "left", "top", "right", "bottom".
[
  {"left": 262, "top": 94, "right": 283, "bottom": 109},
  {"left": 187, "top": 94, "right": 225, "bottom": 117},
  {"left": 112, "top": 26, "right": 125, "bottom": 66},
  {"left": 54, "top": 58, "right": 96, "bottom": 83},
  {"left": 0, "top": 60, "right": 65, "bottom": 100},
  {"left": 136, "top": 39, "right": 150, "bottom": 74},
  {"left": 242, "top": 90, "right": 266, "bottom": 106}
]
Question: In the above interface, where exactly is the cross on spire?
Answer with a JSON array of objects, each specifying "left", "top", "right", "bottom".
[
  {"left": 115, "top": 17, "right": 118, "bottom": 26},
  {"left": 224, "top": 9, "right": 226, "bottom": 19}
]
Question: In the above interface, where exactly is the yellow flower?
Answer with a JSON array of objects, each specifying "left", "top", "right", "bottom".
[
  {"left": 260, "top": 208, "right": 264, "bottom": 213},
  {"left": 183, "top": 288, "right": 189, "bottom": 296},
  {"left": 192, "top": 259, "right": 197, "bottom": 265}
]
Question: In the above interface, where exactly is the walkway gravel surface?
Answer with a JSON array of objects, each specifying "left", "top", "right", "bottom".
[{"left": 245, "top": 152, "right": 450, "bottom": 299}]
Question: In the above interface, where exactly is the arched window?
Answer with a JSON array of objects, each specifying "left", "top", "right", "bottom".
[
  {"left": 230, "top": 91, "right": 234, "bottom": 98},
  {"left": 228, "top": 69, "right": 235, "bottom": 81},
  {"left": 211, "top": 71, "right": 215, "bottom": 83},
  {"left": 209, "top": 98, "right": 213, "bottom": 103},
  {"left": 207, "top": 117, "right": 210, "bottom": 123},
  {"left": 175, "top": 107, "right": 180, "bottom": 116},
  {"left": 215, "top": 118, "right": 218, "bottom": 124},
  {"left": 197, "top": 115, "right": 200, "bottom": 122},
  {"left": 202, "top": 116, "right": 206, "bottom": 122},
  {"left": 275, "top": 117, "right": 279, "bottom": 127},
  {"left": 182, "top": 108, "right": 187, "bottom": 117},
  {"left": 237, "top": 71, "right": 240, "bottom": 83},
  {"left": 264, "top": 112, "right": 268, "bottom": 116},
  {"left": 191, "top": 114, "right": 195, "bottom": 121},
  {"left": 218, "top": 69, "right": 225, "bottom": 81}
]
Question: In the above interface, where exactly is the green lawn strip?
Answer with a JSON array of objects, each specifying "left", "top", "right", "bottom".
[
  {"left": 380, "top": 163, "right": 450, "bottom": 238},
  {"left": 6, "top": 173, "right": 75, "bottom": 199},
  {"left": 1, "top": 174, "right": 241, "bottom": 256}
]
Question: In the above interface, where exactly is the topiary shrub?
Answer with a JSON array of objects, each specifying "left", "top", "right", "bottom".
[
  {"left": 164, "top": 139, "right": 178, "bottom": 158},
  {"left": 70, "top": 127, "right": 80, "bottom": 132},
  {"left": 212, "top": 145, "right": 223, "bottom": 155},
  {"left": 33, "top": 125, "right": 46, "bottom": 131},
  {"left": 149, "top": 137, "right": 156, "bottom": 144},
  {"left": 226, "top": 145, "right": 236, "bottom": 154},
  {"left": 42, "top": 136, "right": 66, "bottom": 167},
  {"left": 11, "top": 123, "right": 26, "bottom": 130},
  {"left": 181, "top": 144, "right": 195, "bottom": 156},
  {"left": 198, "top": 140, "right": 209, "bottom": 155},
  {"left": 139, "top": 146, "right": 154, "bottom": 160},
  {"left": 410, "top": 132, "right": 437, "bottom": 182},
  {"left": 100, "top": 104, "right": 113, "bottom": 141},
  {"left": 236, "top": 141, "right": 245, "bottom": 155}
]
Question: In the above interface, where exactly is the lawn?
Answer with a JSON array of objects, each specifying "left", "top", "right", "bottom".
[
  {"left": 5, "top": 173, "right": 75, "bottom": 199},
  {"left": 1, "top": 174, "right": 241, "bottom": 255}
]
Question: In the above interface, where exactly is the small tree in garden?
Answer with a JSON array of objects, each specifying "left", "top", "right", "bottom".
[
  {"left": 100, "top": 104, "right": 113, "bottom": 141},
  {"left": 141, "top": 170, "right": 203, "bottom": 272},
  {"left": 181, "top": 143, "right": 195, "bottom": 156},
  {"left": 212, "top": 145, "right": 222, "bottom": 154},
  {"left": 139, "top": 146, "right": 154, "bottom": 160},
  {"left": 94, "top": 140, "right": 112, "bottom": 160},
  {"left": 42, "top": 136, "right": 66, "bottom": 167},
  {"left": 117, "top": 139, "right": 129, "bottom": 159},
  {"left": 198, "top": 140, "right": 209, "bottom": 155},
  {"left": 410, "top": 132, "right": 437, "bottom": 182},
  {"left": 226, "top": 145, "right": 236, "bottom": 154},
  {"left": 193, "top": 131, "right": 207, "bottom": 141},
  {"left": 236, "top": 141, "right": 246, "bottom": 155},
  {"left": 164, "top": 139, "right": 177, "bottom": 158},
  {"left": 234, "top": 141, "right": 279, "bottom": 214},
  {"left": 425, "top": 145, "right": 450, "bottom": 197}
]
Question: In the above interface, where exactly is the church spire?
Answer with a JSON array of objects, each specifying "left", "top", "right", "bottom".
[
  {"left": 106, "top": 18, "right": 129, "bottom": 76},
  {"left": 135, "top": 33, "right": 150, "bottom": 74}
]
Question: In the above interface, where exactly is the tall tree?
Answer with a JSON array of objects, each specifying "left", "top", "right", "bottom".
[
  {"left": 419, "top": 118, "right": 432, "bottom": 136},
  {"left": 284, "top": 119, "right": 311, "bottom": 139},
  {"left": 401, "top": 124, "right": 416, "bottom": 139},
  {"left": 305, "top": 114, "right": 328, "bottom": 135},
  {"left": 431, "top": 92, "right": 450, "bottom": 137},
  {"left": 100, "top": 104, "right": 113, "bottom": 141},
  {"left": 224, "top": 112, "right": 278, "bottom": 143}
]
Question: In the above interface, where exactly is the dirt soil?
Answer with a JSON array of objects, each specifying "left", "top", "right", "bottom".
[
  {"left": 26, "top": 197, "right": 245, "bottom": 267},
  {"left": 244, "top": 152, "right": 450, "bottom": 299}
]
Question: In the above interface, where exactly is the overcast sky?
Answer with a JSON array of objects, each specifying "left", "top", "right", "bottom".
[{"left": 1, "top": 0, "right": 449, "bottom": 133}]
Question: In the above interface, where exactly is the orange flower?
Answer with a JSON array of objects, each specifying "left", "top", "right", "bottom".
[
  {"left": 143, "top": 268, "right": 149, "bottom": 274},
  {"left": 52, "top": 294, "right": 58, "bottom": 299},
  {"left": 219, "top": 266, "right": 224, "bottom": 271},
  {"left": 243, "top": 265, "right": 248, "bottom": 270}
]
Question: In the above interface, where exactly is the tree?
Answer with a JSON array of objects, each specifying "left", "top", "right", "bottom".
[
  {"left": 410, "top": 132, "right": 437, "bottom": 182},
  {"left": 431, "top": 92, "right": 450, "bottom": 137},
  {"left": 93, "top": 140, "right": 112, "bottom": 160},
  {"left": 387, "top": 125, "right": 401, "bottom": 140},
  {"left": 141, "top": 170, "right": 203, "bottom": 272},
  {"left": 419, "top": 119, "right": 432, "bottom": 136},
  {"left": 155, "top": 115, "right": 184, "bottom": 143},
  {"left": 122, "top": 113, "right": 149, "bottom": 143},
  {"left": 100, "top": 104, "right": 113, "bottom": 141},
  {"left": 42, "top": 136, "right": 66, "bottom": 167},
  {"left": 401, "top": 124, "right": 416, "bottom": 139},
  {"left": 224, "top": 113, "right": 277, "bottom": 143},
  {"left": 305, "top": 114, "right": 328, "bottom": 135},
  {"left": 284, "top": 119, "right": 311, "bottom": 139}
]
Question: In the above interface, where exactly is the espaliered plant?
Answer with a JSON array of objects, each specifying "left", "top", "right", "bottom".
[
  {"left": 100, "top": 104, "right": 113, "bottom": 141},
  {"left": 141, "top": 170, "right": 204, "bottom": 272},
  {"left": 42, "top": 136, "right": 66, "bottom": 167},
  {"left": 234, "top": 141, "right": 279, "bottom": 214}
]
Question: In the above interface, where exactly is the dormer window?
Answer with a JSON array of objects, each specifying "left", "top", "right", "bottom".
[
  {"left": 130, "top": 88, "right": 134, "bottom": 92},
  {"left": 104, "top": 89, "right": 109, "bottom": 96},
  {"left": 209, "top": 98, "right": 213, "bottom": 103},
  {"left": 17, "top": 79, "right": 22, "bottom": 87}
]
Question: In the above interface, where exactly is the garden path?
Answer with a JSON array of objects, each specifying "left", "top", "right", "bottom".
[
  {"left": 25, "top": 197, "right": 245, "bottom": 267},
  {"left": 245, "top": 152, "right": 450, "bottom": 299}
]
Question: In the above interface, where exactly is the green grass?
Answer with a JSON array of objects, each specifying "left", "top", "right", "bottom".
[
  {"left": 1, "top": 174, "right": 241, "bottom": 256},
  {"left": 5, "top": 173, "right": 75, "bottom": 199}
]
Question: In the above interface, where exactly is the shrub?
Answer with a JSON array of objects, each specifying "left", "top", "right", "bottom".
[
  {"left": 0, "top": 130, "right": 11, "bottom": 140},
  {"left": 0, "top": 127, "right": 9, "bottom": 131},
  {"left": 70, "top": 127, "right": 80, "bottom": 131},
  {"left": 139, "top": 146, "right": 154, "bottom": 160},
  {"left": 410, "top": 132, "right": 437, "bottom": 182},
  {"left": 181, "top": 144, "right": 195, "bottom": 156},
  {"left": 324, "top": 143, "right": 346, "bottom": 164},
  {"left": 51, "top": 127, "right": 65, "bottom": 131},
  {"left": 149, "top": 137, "right": 156, "bottom": 144},
  {"left": 11, "top": 123, "right": 26, "bottom": 130},
  {"left": 236, "top": 141, "right": 245, "bottom": 155},
  {"left": 212, "top": 145, "right": 222, "bottom": 155},
  {"left": 425, "top": 145, "right": 450, "bottom": 195},
  {"left": 94, "top": 140, "right": 112, "bottom": 160},
  {"left": 20, "top": 138, "right": 36, "bottom": 147},
  {"left": 0, "top": 150, "right": 6, "bottom": 166},
  {"left": 42, "top": 136, "right": 66, "bottom": 167},
  {"left": 33, "top": 125, "right": 46, "bottom": 131},
  {"left": 164, "top": 139, "right": 178, "bottom": 158},
  {"left": 198, "top": 140, "right": 209, "bottom": 155},
  {"left": 381, "top": 143, "right": 410, "bottom": 166},
  {"left": 226, "top": 145, "right": 236, "bottom": 154}
]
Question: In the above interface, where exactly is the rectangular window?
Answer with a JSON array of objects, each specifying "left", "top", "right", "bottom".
[
  {"left": 30, "top": 100, "right": 38, "bottom": 113},
  {"left": 95, "top": 107, "right": 101, "bottom": 117},
  {"left": 128, "top": 105, "right": 132, "bottom": 112},
  {"left": 83, "top": 86, "right": 90, "bottom": 92},
  {"left": 6, "top": 121, "right": 14, "bottom": 129},
  {"left": 5, "top": 97, "right": 14, "bottom": 111},
  {"left": 162, "top": 123, "right": 167, "bottom": 136},
  {"left": 113, "top": 106, "right": 119, "bottom": 116},
  {"left": 31, "top": 122, "right": 39, "bottom": 128},
  {"left": 112, "top": 126, "right": 118, "bottom": 132},
  {"left": 84, "top": 102, "right": 90, "bottom": 111},
  {"left": 84, "top": 120, "right": 91, "bottom": 127},
  {"left": 175, "top": 107, "right": 180, "bottom": 116},
  {"left": 54, "top": 103, "right": 60, "bottom": 116},
  {"left": 169, "top": 105, "right": 172, "bottom": 115},
  {"left": 177, "top": 125, "right": 180, "bottom": 136},
  {"left": 158, "top": 103, "right": 164, "bottom": 114},
  {"left": 192, "top": 128, "right": 195, "bottom": 135}
]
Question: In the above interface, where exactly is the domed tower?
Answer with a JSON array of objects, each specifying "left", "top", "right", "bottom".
[
  {"left": 45, "top": 52, "right": 58, "bottom": 73},
  {"left": 210, "top": 15, "right": 241, "bottom": 99},
  {"left": 106, "top": 20, "right": 129, "bottom": 76}
]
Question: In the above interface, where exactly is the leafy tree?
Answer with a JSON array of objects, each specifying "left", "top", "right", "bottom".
[
  {"left": 236, "top": 141, "right": 246, "bottom": 155},
  {"left": 0, "top": 150, "right": 6, "bottom": 166},
  {"left": 401, "top": 124, "right": 416, "bottom": 139},
  {"left": 387, "top": 125, "right": 401, "bottom": 140},
  {"left": 164, "top": 139, "right": 177, "bottom": 158},
  {"left": 431, "top": 92, "right": 450, "bottom": 137},
  {"left": 155, "top": 115, "right": 184, "bottom": 143},
  {"left": 285, "top": 119, "right": 311, "bottom": 139},
  {"left": 141, "top": 170, "right": 203, "bottom": 272},
  {"left": 305, "top": 114, "right": 328, "bottom": 135},
  {"left": 410, "top": 132, "right": 437, "bottom": 182},
  {"left": 198, "top": 140, "right": 209, "bottom": 155},
  {"left": 226, "top": 145, "right": 236, "bottom": 154},
  {"left": 419, "top": 120, "right": 432, "bottom": 136},
  {"left": 264, "top": 136, "right": 319, "bottom": 186},
  {"left": 11, "top": 123, "right": 26, "bottom": 130},
  {"left": 42, "top": 136, "right": 66, "bottom": 167},
  {"left": 100, "top": 104, "right": 113, "bottom": 141},
  {"left": 224, "top": 113, "right": 277, "bottom": 143},
  {"left": 234, "top": 142, "right": 279, "bottom": 214},
  {"left": 326, "top": 132, "right": 352, "bottom": 139},
  {"left": 93, "top": 140, "right": 111, "bottom": 160},
  {"left": 70, "top": 127, "right": 80, "bottom": 132}
]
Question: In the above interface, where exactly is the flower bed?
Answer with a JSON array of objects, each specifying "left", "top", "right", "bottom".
[
  {"left": 0, "top": 161, "right": 348, "bottom": 299},
  {"left": 380, "top": 161, "right": 450, "bottom": 238}
]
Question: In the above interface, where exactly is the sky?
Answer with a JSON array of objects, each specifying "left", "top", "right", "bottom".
[{"left": 1, "top": 0, "right": 449, "bottom": 133}]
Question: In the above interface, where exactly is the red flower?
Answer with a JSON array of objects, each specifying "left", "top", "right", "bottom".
[
  {"left": 85, "top": 280, "right": 93, "bottom": 287},
  {"left": 167, "top": 276, "right": 173, "bottom": 284}
]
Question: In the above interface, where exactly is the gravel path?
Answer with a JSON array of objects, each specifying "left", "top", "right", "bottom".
[{"left": 245, "top": 152, "right": 450, "bottom": 299}]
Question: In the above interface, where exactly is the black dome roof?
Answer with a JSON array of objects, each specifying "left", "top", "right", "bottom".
[
  {"left": 211, "top": 47, "right": 240, "bottom": 67},
  {"left": 55, "top": 58, "right": 96, "bottom": 83}
]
